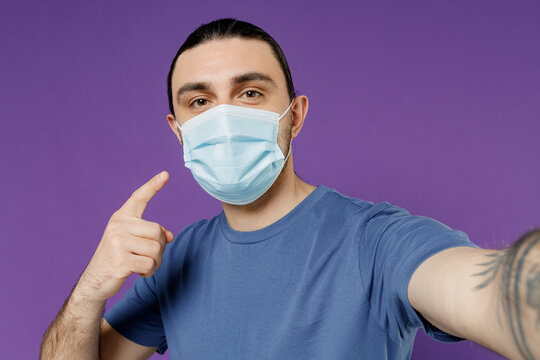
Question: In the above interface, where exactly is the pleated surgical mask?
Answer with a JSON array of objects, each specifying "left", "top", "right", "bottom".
[{"left": 175, "top": 101, "right": 294, "bottom": 205}]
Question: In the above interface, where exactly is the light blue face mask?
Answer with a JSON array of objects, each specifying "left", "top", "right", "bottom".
[{"left": 175, "top": 101, "right": 294, "bottom": 205}]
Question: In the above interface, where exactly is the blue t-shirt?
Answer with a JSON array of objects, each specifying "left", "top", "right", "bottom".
[{"left": 104, "top": 185, "right": 478, "bottom": 359}]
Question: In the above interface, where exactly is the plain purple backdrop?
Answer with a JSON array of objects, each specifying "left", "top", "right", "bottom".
[{"left": 1, "top": 0, "right": 539, "bottom": 359}]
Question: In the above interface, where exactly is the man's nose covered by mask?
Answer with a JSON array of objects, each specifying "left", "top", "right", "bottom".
[{"left": 175, "top": 101, "right": 294, "bottom": 205}]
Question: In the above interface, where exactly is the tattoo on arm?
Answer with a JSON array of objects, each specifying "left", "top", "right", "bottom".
[
  {"left": 472, "top": 228, "right": 540, "bottom": 360},
  {"left": 527, "top": 265, "right": 540, "bottom": 330}
]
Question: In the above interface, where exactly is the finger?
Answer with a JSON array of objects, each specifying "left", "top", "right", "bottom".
[
  {"left": 117, "top": 170, "right": 169, "bottom": 218},
  {"left": 127, "top": 237, "right": 164, "bottom": 267},
  {"left": 129, "top": 253, "right": 157, "bottom": 277},
  {"left": 123, "top": 218, "right": 165, "bottom": 242},
  {"left": 162, "top": 226, "right": 175, "bottom": 243}
]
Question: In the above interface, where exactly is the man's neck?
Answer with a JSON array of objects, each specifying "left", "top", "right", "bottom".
[{"left": 221, "top": 158, "right": 317, "bottom": 232}]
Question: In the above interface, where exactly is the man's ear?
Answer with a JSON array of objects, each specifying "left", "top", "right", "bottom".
[
  {"left": 290, "top": 95, "right": 309, "bottom": 139},
  {"left": 167, "top": 114, "right": 183, "bottom": 147}
]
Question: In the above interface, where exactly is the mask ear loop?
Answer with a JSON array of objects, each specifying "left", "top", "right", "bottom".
[
  {"left": 278, "top": 99, "right": 295, "bottom": 121},
  {"left": 279, "top": 98, "right": 295, "bottom": 161},
  {"left": 284, "top": 139, "right": 293, "bottom": 161},
  {"left": 174, "top": 120, "right": 185, "bottom": 148}
]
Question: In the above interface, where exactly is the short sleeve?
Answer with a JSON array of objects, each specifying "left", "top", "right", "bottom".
[
  {"left": 104, "top": 274, "right": 168, "bottom": 354},
  {"left": 357, "top": 201, "right": 479, "bottom": 343}
]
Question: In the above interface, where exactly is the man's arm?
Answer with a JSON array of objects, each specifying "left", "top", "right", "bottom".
[
  {"left": 40, "top": 171, "right": 174, "bottom": 359},
  {"left": 408, "top": 228, "right": 540, "bottom": 359},
  {"left": 40, "top": 283, "right": 105, "bottom": 360},
  {"left": 39, "top": 281, "right": 158, "bottom": 360},
  {"left": 100, "top": 318, "right": 158, "bottom": 359}
]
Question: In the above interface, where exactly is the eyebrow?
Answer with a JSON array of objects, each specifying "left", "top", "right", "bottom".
[
  {"left": 175, "top": 72, "right": 277, "bottom": 105},
  {"left": 231, "top": 72, "right": 277, "bottom": 88},
  {"left": 176, "top": 82, "right": 211, "bottom": 104}
]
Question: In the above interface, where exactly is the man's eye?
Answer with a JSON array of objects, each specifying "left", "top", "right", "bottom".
[
  {"left": 190, "top": 99, "right": 208, "bottom": 107},
  {"left": 242, "top": 90, "right": 262, "bottom": 98}
]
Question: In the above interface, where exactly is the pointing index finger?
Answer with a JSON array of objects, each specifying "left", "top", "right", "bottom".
[{"left": 118, "top": 171, "right": 169, "bottom": 218}]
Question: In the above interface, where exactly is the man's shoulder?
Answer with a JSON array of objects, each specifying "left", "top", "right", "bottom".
[
  {"left": 318, "top": 185, "right": 396, "bottom": 217},
  {"left": 315, "top": 186, "right": 424, "bottom": 238},
  {"left": 178, "top": 215, "right": 218, "bottom": 238},
  {"left": 164, "top": 213, "right": 221, "bottom": 252}
]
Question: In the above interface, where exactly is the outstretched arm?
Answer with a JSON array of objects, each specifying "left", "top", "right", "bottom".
[{"left": 408, "top": 228, "right": 540, "bottom": 359}]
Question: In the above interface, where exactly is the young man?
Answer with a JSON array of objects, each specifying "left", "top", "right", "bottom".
[{"left": 41, "top": 18, "right": 540, "bottom": 360}]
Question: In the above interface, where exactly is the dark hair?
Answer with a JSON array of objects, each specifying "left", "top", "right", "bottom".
[{"left": 167, "top": 18, "right": 296, "bottom": 117}]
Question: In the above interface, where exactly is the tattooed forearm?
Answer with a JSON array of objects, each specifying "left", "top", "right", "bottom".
[
  {"left": 527, "top": 265, "right": 540, "bottom": 330},
  {"left": 472, "top": 228, "right": 540, "bottom": 360},
  {"left": 472, "top": 250, "right": 508, "bottom": 291}
]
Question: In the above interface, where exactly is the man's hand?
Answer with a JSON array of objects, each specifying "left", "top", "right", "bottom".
[
  {"left": 39, "top": 171, "right": 174, "bottom": 359},
  {"left": 77, "top": 170, "right": 175, "bottom": 302}
]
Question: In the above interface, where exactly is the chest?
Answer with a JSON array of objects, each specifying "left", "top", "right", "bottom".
[{"left": 159, "top": 233, "right": 371, "bottom": 359}]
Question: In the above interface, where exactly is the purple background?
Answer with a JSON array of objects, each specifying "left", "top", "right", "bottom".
[{"left": 1, "top": 0, "right": 539, "bottom": 359}]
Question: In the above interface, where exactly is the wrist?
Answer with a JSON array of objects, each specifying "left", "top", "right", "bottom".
[{"left": 69, "top": 279, "right": 107, "bottom": 314}]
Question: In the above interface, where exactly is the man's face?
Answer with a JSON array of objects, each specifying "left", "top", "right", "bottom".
[{"left": 167, "top": 37, "right": 293, "bottom": 157}]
